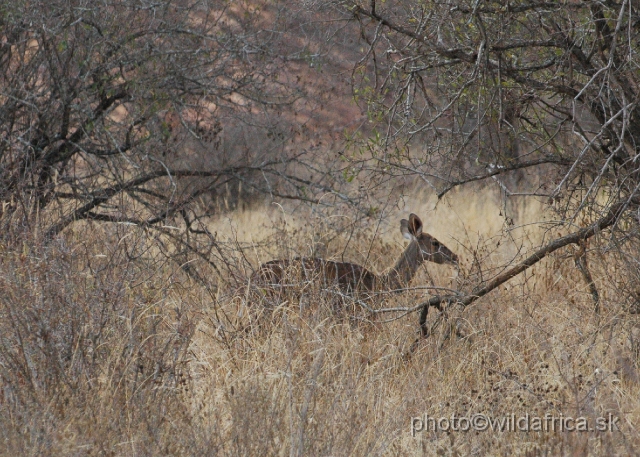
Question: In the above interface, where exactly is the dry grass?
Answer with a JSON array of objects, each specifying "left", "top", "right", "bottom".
[
  {"left": 193, "top": 297, "right": 638, "bottom": 456},
  {"left": 1, "top": 188, "right": 639, "bottom": 456}
]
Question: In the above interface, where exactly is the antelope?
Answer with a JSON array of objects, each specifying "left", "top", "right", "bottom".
[{"left": 250, "top": 214, "right": 458, "bottom": 305}]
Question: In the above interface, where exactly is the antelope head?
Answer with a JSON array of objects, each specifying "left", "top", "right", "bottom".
[{"left": 400, "top": 213, "right": 458, "bottom": 266}]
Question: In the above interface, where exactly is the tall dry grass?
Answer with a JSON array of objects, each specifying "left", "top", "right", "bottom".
[
  {"left": 0, "top": 228, "right": 209, "bottom": 456},
  {"left": 1, "top": 189, "right": 639, "bottom": 456},
  {"left": 191, "top": 196, "right": 640, "bottom": 456}
]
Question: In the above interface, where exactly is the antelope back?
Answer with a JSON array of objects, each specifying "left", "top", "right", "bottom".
[{"left": 253, "top": 257, "right": 378, "bottom": 294}]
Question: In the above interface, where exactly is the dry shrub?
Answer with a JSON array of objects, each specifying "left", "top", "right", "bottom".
[{"left": 0, "top": 230, "right": 209, "bottom": 456}]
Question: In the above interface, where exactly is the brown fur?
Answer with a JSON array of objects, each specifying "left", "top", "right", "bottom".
[{"left": 251, "top": 214, "right": 458, "bottom": 301}]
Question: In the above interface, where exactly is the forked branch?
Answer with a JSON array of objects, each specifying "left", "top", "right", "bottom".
[{"left": 417, "top": 197, "right": 637, "bottom": 338}]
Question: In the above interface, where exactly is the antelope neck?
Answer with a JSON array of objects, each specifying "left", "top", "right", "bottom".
[{"left": 380, "top": 240, "right": 423, "bottom": 291}]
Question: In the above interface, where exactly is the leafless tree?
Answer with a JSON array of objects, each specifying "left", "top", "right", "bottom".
[
  {"left": 314, "top": 0, "right": 640, "bottom": 331},
  {"left": 0, "top": 0, "right": 356, "bottom": 282}
]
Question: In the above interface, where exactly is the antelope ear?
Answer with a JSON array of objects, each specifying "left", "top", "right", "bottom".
[
  {"left": 408, "top": 213, "right": 423, "bottom": 237},
  {"left": 400, "top": 219, "right": 414, "bottom": 240}
]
